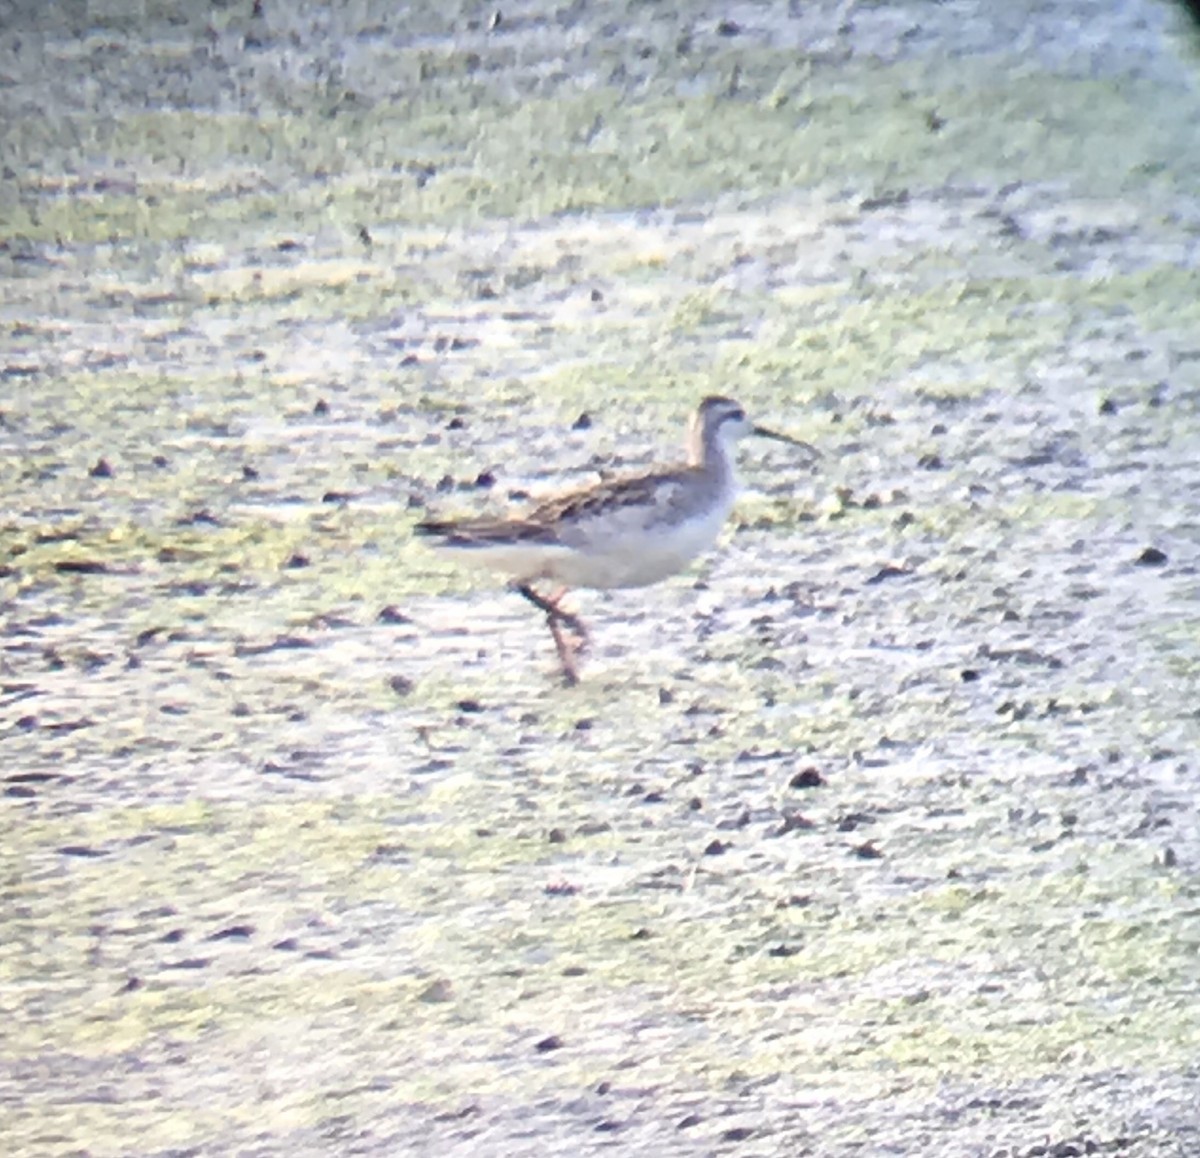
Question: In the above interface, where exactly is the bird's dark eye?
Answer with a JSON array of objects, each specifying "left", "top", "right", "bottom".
[{"left": 729, "top": 408, "right": 745, "bottom": 422}]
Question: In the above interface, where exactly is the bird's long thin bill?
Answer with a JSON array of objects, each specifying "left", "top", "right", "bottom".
[{"left": 753, "top": 425, "right": 820, "bottom": 458}]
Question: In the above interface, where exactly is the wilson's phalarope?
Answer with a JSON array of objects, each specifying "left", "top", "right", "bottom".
[{"left": 415, "top": 395, "right": 818, "bottom": 684}]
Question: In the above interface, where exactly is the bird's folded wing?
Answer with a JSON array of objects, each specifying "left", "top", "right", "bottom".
[{"left": 416, "top": 468, "right": 694, "bottom": 548}]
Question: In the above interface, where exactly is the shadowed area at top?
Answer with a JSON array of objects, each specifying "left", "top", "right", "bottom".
[{"left": 1, "top": 1, "right": 1200, "bottom": 1156}]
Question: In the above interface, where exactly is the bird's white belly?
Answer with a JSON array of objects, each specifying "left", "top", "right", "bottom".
[{"left": 555, "top": 502, "right": 732, "bottom": 590}]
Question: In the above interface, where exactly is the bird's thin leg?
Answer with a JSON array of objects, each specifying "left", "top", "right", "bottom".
[
  {"left": 548, "top": 615, "right": 582, "bottom": 686},
  {"left": 515, "top": 583, "right": 589, "bottom": 683},
  {"left": 515, "top": 584, "right": 589, "bottom": 646},
  {"left": 545, "top": 586, "right": 590, "bottom": 650}
]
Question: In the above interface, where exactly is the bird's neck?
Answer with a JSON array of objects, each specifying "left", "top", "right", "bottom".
[{"left": 688, "top": 426, "right": 736, "bottom": 490}]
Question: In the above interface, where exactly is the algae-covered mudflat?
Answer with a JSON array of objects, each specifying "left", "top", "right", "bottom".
[{"left": 2, "top": 1, "right": 1200, "bottom": 1154}]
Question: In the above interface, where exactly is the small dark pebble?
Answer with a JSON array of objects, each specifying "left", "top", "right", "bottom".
[
  {"left": 703, "top": 839, "right": 729, "bottom": 856},
  {"left": 400, "top": 353, "right": 419, "bottom": 367},
  {"left": 284, "top": 553, "right": 309, "bottom": 569},
  {"left": 630, "top": 927, "right": 652, "bottom": 941},
  {"left": 596, "top": 1080, "right": 611, "bottom": 1095},
  {"left": 574, "top": 717, "right": 593, "bottom": 731},
  {"left": 474, "top": 470, "right": 495, "bottom": 488},
  {"left": 206, "top": 924, "right": 254, "bottom": 941},
  {"left": 547, "top": 828, "right": 567, "bottom": 844},
  {"left": 273, "top": 938, "right": 299, "bottom": 951},
  {"left": 926, "top": 110, "right": 946, "bottom": 131},
  {"left": 120, "top": 976, "right": 142, "bottom": 993},
  {"left": 774, "top": 812, "right": 814, "bottom": 836},
  {"left": 235, "top": 635, "right": 314, "bottom": 656},
  {"left": 44, "top": 717, "right": 93, "bottom": 733},
  {"left": 590, "top": 288, "right": 604, "bottom": 303},
  {"left": 1098, "top": 396, "right": 1118, "bottom": 415},
  {"left": 152, "top": 454, "right": 169, "bottom": 468},
  {"left": 658, "top": 686, "right": 674, "bottom": 705},
  {"left": 572, "top": 412, "right": 593, "bottom": 430},
  {"left": 16, "top": 716, "right": 37, "bottom": 730},
  {"left": 722, "top": 1126, "right": 755, "bottom": 1142},
  {"left": 177, "top": 508, "right": 220, "bottom": 526},
  {"left": 788, "top": 767, "right": 824, "bottom": 789},
  {"left": 677, "top": 1113, "right": 701, "bottom": 1130},
  {"left": 836, "top": 812, "right": 872, "bottom": 832},
  {"left": 389, "top": 674, "right": 415, "bottom": 696},
  {"left": 860, "top": 189, "right": 910, "bottom": 212},
  {"left": 5, "top": 785, "right": 36, "bottom": 798},
  {"left": 54, "top": 559, "right": 108, "bottom": 575},
  {"left": 688, "top": 797, "right": 703, "bottom": 811},
  {"left": 642, "top": 790, "right": 665, "bottom": 804},
  {"left": 456, "top": 698, "right": 484, "bottom": 713},
  {"left": 866, "top": 564, "right": 911, "bottom": 585},
  {"left": 1163, "top": 847, "right": 1177, "bottom": 867},
  {"left": 961, "top": 668, "right": 981, "bottom": 682},
  {"left": 716, "top": 19, "right": 741, "bottom": 36},
  {"left": 1136, "top": 547, "right": 1167, "bottom": 566},
  {"left": 89, "top": 458, "right": 114, "bottom": 478},
  {"left": 852, "top": 841, "right": 884, "bottom": 859},
  {"left": 780, "top": 894, "right": 812, "bottom": 908},
  {"left": 767, "top": 944, "right": 798, "bottom": 958},
  {"left": 321, "top": 490, "right": 353, "bottom": 503},
  {"left": 358, "top": 225, "right": 373, "bottom": 246},
  {"left": 436, "top": 474, "right": 456, "bottom": 493},
  {"left": 446, "top": 416, "right": 466, "bottom": 430},
  {"left": 160, "top": 929, "right": 185, "bottom": 943},
  {"left": 378, "top": 605, "right": 412, "bottom": 624},
  {"left": 917, "top": 452, "right": 944, "bottom": 470},
  {"left": 534, "top": 1035, "right": 564, "bottom": 1053},
  {"left": 242, "top": 464, "right": 259, "bottom": 480},
  {"left": 594, "top": 1120, "right": 621, "bottom": 1133},
  {"left": 313, "top": 399, "right": 330, "bottom": 416}
]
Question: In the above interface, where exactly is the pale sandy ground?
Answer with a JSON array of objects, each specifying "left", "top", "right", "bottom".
[{"left": 2, "top": 1, "right": 1200, "bottom": 1155}]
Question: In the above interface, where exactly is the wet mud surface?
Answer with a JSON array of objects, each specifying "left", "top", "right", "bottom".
[{"left": 2, "top": 1, "right": 1200, "bottom": 1155}]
